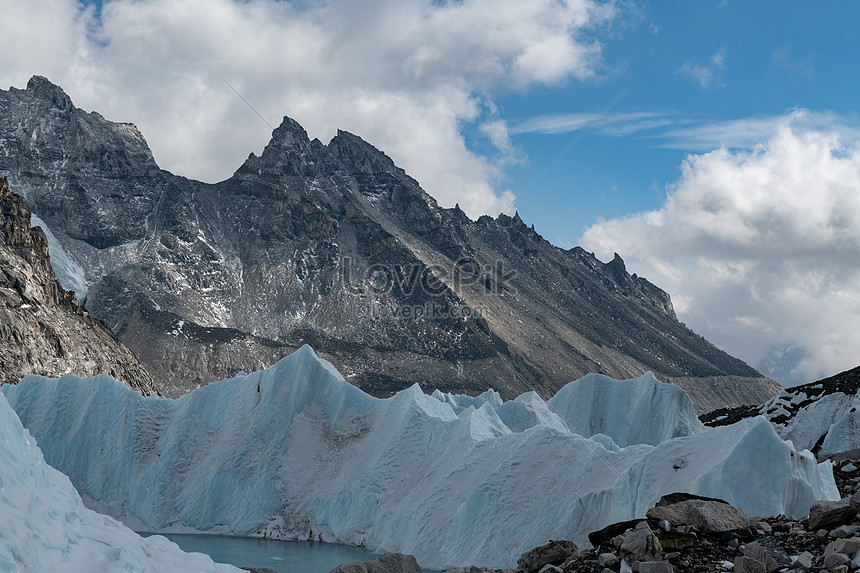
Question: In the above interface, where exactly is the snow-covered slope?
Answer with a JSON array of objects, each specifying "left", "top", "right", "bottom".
[
  {"left": 3, "top": 346, "right": 838, "bottom": 570},
  {"left": 30, "top": 213, "right": 88, "bottom": 303},
  {"left": 702, "top": 366, "right": 860, "bottom": 456},
  {"left": 0, "top": 390, "right": 240, "bottom": 573}
]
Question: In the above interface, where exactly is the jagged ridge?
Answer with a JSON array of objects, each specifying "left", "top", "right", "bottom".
[{"left": 0, "top": 77, "right": 779, "bottom": 410}]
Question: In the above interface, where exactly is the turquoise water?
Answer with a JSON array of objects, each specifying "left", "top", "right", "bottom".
[{"left": 141, "top": 533, "right": 442, "bottom": 573}]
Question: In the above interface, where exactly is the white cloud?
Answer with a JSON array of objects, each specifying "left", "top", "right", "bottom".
[
  {"left": 676, "top": 49, "right": 726, "bottom": 89},
  {"left": 0, "top": 0, "right": 615, "bottom": 219},
  {"left": 581, "top": 113, "right": 860, "bottom": 385}
]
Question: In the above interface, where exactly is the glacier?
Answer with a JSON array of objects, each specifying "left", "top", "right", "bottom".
[
  {"left": 30, "top": 213, "right": 88, "bottom": 303},
  {"left": 2, "top": 346, "right": 839, "bottom": 570},
  {"left": 0, "top": 389, "right": 240, "bottom": 573}
]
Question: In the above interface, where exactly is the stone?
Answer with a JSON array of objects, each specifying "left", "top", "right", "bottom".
[
  {"left": 637, "top": 561, "right": 674, "bottom": 573},
  {"left": 537, "top": 566, "right": 562, "bottom": 573},
  {"left": 849, "top": 491, "right": 860, "bottom": 514},
  {"left": 621, "top": 526, "right": 662, "bottom": 563},
  {"left": 742, "top": 541, "right": 779, "bottom": 572},
  {"left": 824, "top": 536, "right": 860, "bottom": 556},
  {"left": 808, "top": 499, "right": 855, "bottom": 530},
  {"left": 516, "top": 540, "right": 578, "bottom": 573},
  {"left": 755, "top": 536, "right": 792, "bottom": 568},
  {"left": 656, "top": 531, "right": 698, "bottom": 551},
  {"left": 789, "top": 552, "right": 814, "bottom": 570},
  {"left": 733, "top": 556, "right": 767, "bottom": 573},
  {"left": 598, "top": 553, "right": 618, "bottom": 567},
  {"left": 327, "top": 553, "right": 422, "bottom": 573},
  {"left": 822, "top": 552, "right": 850, "bottom": 569},
  {"left": 684, "top": 500, "right": 752, "bottom": 534}
]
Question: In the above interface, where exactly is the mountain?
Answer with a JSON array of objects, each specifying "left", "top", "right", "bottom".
[
  {"left": 0, "top": 176, "right": 155, "bottom": 393},
  {"left": 2, "top": 346, "right": 837, "bottom": 570},
  {"left": 0, "top": 76, "right": 780, "bottom": 411},
  {"left": 702, "top": 365, "right": 860, "bottom": 457}
]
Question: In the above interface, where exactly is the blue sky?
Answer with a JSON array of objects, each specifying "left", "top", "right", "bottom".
[
  {"left": 3, "top": 0, "right": 860, "bottom": 386},
  {"left": 493, "top": 1, "right": 860, "bottom": 245}
]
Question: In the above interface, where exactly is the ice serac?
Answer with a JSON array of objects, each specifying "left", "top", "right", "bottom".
[
  {"left": 0, "top": 76, "right": 780, "bottom": 411},
  {"left": 3, "top": 346, "right": 837, "bottom": 571},
  {"left": 548, "top": 372, "right": 706, "bottom": 447},
  {"left": 0, "top": 390, "right": 240, "bottom": 573}
]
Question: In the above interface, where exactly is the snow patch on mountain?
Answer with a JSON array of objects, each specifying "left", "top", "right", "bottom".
[
  {"left": 30, "top": 213, "right": 88, "bottom": 303},
  {"left": 2, "top": 346, "right": 838, "bottom": 570},
  {"left": 0, "top": 390, "right": 240, "bottom": 573}
]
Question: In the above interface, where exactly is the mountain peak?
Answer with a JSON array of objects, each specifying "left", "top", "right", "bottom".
[
  {"left": 270, "top": 116, "right": 311, "bottom": 146},
  {"left": 25, "top": 76, "right": 73, "bottom": 111}
]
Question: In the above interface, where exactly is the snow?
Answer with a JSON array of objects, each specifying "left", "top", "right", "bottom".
[
  {"left": 30, "top": 213, "right": 88, "bottom": 303},
  {"left": 2, "top": 346, "right": 839, "bottom": 570},
  {"left": 761, "top": 390, "right": 860, "bottom": 454},
  {"left": 0, "top": 390, "right": 240, "bottom": 573}
]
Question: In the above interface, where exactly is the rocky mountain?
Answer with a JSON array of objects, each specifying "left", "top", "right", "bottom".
[
  {"left": 702, "top": 365, "right": 860, "bottom": 456},
  {"left": 0, "top": 76, "right": 780, "bottom": 410},
  {"left": 0, "top": 176, "right": 155, "bottom": 393}
]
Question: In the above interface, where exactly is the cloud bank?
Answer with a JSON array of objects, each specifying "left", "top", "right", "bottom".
[
  {"left": 1, "top": 0, "right": 615, "bottom": 218},
  {"left": 582, "top": 111, "right": 860, "bottom": 385}
]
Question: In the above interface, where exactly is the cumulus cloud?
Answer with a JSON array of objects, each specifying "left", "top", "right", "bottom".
[
  {"left": 581, "top": 112, "right": 860, "bottom": 385},
  {"left": 676, "top": 49, "right": 726, "bottom": 89},
  {"left": 0, "top": 0, "right": 615, "bottom": 218}
]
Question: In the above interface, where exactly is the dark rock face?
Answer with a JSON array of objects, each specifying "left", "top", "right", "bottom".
[
  {"left": 0, "top": 77, "right": 780, "bottom": 408},
  {"left": 0, "top": 177, "right": 155, "bottom": 393}
]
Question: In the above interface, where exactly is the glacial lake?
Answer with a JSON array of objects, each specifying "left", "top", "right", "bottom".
[{"left": 141, "top": 533, "right": 444, "bottom": 573}]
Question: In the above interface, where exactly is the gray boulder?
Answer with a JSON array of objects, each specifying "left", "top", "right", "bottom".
[
  {"left": 808, "top": 499, "right": 855, "bottom": 530},
  {"left": 620, "top": 523, "right": 662, "bottom": 563},
  {"left": 515, "top": 540, "right": 578, "bottom": 573},
  {"left": 788, "top": 551, "right": 814, "bottom": 570},
  {"left": 684, "top": 500, "right": 751, "bottom": 534},
  {"left": 734, "top": 556, "right": 767, "bottom": 573},
  {"left": 822, "top": 552, "right": 851, "bottom": 569},
  {"left": 741, "top": 541, "right": 778, "bottom": 573},
  {"left": 824, "top": 536, "right": 860, "bottom": 556},
  {"left": 328, "top": 554, "right": 421, "bottom": 573}
]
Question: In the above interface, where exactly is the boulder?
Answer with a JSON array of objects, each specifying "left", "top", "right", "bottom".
[
  {"left": 824, "top": 536, "right": 860, "bottom": 556},
  {"left": 734, "top": 556, "right": 767, "bottom": 573},
  {"left": 516, "top": 540, "right": 578, "bottom": 573},
  {"left": 822, "top": 552, "right": 851, "bottom": 569},
  {"left": 684, "top": 500, "right": 752, "bottom": 534},
  {"left": 597, "top": 553, "right": 618, "bottom": 567},
  {"left": 789, "top": 551, "right": 814, "bottom": 570},
  {"left": 808, "top": 499, "right": 855, "bottom": 530},
  {"left": 741, "top": 541, "right": 778, "bottom": 573},
  {"left": 620, "top": 523, "right": 662, "bottom": 563},
  {"left": 328, "top": 554, "right": 421, "bottom": 573},
  {"left": 849, "top": 491, "right": 860, "bottom": 514}
]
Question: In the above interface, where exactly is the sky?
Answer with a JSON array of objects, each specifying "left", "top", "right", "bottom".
[{"left": 2, "top": 0, "right": 860, "bottom": 386}]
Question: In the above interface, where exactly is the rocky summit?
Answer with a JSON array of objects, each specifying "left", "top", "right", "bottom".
[
  {"left": 0, "top": 76, "right": 779, "bottom": 409},
  {"left": 0, "top": 176, "right": 155, "bottom": 393}
]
